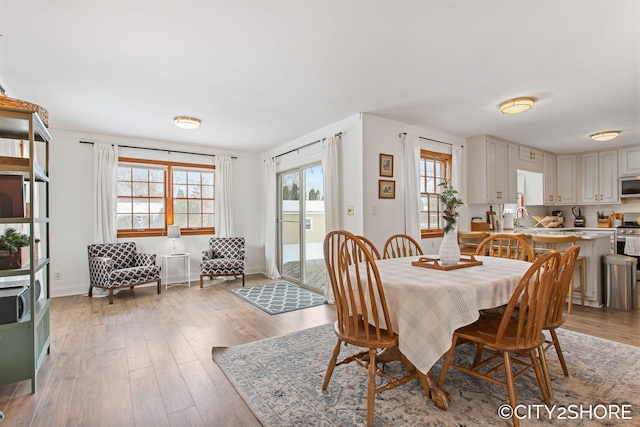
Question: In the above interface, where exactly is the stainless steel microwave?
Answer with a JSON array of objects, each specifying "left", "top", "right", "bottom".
[{"left": 621, "top": 176, "right": 640, "bottom": 198}]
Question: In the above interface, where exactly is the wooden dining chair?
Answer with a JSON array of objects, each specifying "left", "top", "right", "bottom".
[
  {"left": 538, "top": 245, "right": 581, "bottom": 398},
  {"left": 475, "top": 233, "right": 534, "bottom": 261},
  {"left": 382, "top": 234, "right": 423, "bottom": 259},
  {"left": 479, "top": 246, "right": 581, "bottom": 400},
  {"left": 530, "top": 234, "right": 585, "bottom": 314},
  {"left": 457, "top": 231, "right": 490, "bottom": 255},
  {"left": 322, "top": 230, "right": 432, "bottom": 426},
  {"left": 357, "top": 235, "right": 381, "bottom": 260},
  {"left": 438, "top": 252, "right": 561, "bottom": 427}
]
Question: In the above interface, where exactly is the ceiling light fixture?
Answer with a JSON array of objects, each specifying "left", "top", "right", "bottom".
[
  {"left": 174, "top": 116, "right": 201, "bottom": 129},
  {"left": 590, "top": 131, "right": 620, "bottom": 142},
  {"left": 499, "top": 97, "right": 534, "bottom": 114}
]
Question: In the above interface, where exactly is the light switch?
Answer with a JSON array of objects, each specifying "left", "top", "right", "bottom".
[
  {"left": 372, "top": 206, "right": 377, "bottom": 215},
  {"left": 347, "top": 205, "right": 354, "bottom": 215}
]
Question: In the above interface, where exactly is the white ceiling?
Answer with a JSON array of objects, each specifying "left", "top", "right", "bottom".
[{"left": 1, "top": 0, "right": 638, "bottom": 154}]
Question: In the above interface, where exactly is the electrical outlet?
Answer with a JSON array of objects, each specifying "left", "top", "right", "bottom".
[
  {"left": 347, "top": 205, "right": 354, "bottom": 215},
  {"left": 372, "top": 206, "right": 377, "bottom": 216},
  {"left": 54, "top": 271, "right": 62, "bottom": 280}
]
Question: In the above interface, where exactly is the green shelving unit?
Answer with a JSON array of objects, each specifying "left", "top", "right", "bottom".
[{"left": 0, "top": 105, "right": 51, "bottom": 393}]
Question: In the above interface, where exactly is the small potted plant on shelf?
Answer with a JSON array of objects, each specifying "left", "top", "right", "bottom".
[{"left": 0, "top": 228, "right": 34, "bottom": 270}]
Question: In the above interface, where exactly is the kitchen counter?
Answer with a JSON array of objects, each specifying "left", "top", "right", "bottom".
[{"left": 488, "top": 228, "right": 611, "bottom": 308}]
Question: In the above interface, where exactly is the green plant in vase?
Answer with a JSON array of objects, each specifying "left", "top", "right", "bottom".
[{"left": 439, "top": 181, "right": 464, "bottom": 233}]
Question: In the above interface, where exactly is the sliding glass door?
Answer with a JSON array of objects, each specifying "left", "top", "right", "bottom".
[{"left": 277, "top": 164, "right": 326, "bottom": 292}]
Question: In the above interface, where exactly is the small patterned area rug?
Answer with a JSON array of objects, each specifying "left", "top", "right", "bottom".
[
  {"left": 229, "top": 281, "right": 325, "bottom": 315},
  {"left": 213, "top": 324, "right": 640, "bottom": 426}
]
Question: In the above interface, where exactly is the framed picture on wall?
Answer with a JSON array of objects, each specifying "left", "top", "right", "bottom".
[
  {"left": 379, "top": 153, "right": 394, "bottom": 177},
  {"left": 378, "top": 180, "right": 395, "bottom": 199}
]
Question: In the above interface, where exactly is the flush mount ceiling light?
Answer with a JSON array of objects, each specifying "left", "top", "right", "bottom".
[
  {"left": 174, "top": 116, "right": 201, "bottom": 129},
  {"left": 499, "top": 97, "right": 534, "bottom": 114},
  {"left": 590, "top": 131, "right": 620, "bottom": 142}
]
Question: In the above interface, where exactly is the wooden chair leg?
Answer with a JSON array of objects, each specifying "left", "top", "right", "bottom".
[
  {"left": 242, "top": 273, "right": 245, "bottom": 287},
  {"left": 438, "top": 335, "right": 458, "bottom": 387},
  {"left": 367, "top": 348, "right": 377, "bottom": 427},
  {"left": 157, "top": 279, "right": 162, "bottom": 294},
  {"left": 531, "top": 348, "right": 551, "bottom": 406},
  {"left": 503, "top": 352, "right": 520, "bottom": 427},
  {"left": 474, "top": 343, "right": 485, "bottom": 366},
  {"left": 536, "top": 346, "right": 553, "bottom": 401},
  {"left": 550, "top": 328, "right": 569, "bottom": 376},
  {"left": 200, "top": 275, "right": 204, "bottom": 288},
  {"left": 322, "top": 339, "right": 341, "bottom": 390},
  {"left": 109, "top": 288, "right": 114, "bottom": 305},
  {"left": 88, "top": 285, "right": 93, "bottom": 297}
]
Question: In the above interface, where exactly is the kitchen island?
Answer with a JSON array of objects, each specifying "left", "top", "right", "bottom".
[{"left": 516, "top": 228, "right": 612, "bottom": 308}]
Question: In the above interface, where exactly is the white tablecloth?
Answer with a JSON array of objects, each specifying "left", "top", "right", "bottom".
[{"left": 358, "top": 255, "right": 532, "bottom": 375}]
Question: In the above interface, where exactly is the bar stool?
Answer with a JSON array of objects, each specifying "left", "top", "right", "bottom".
[
  {"left": 457, "top": 231, "right": 490, "bottom": 256},
  {"left": 531, "top": 234, "right": 585, "bottom": 313}
]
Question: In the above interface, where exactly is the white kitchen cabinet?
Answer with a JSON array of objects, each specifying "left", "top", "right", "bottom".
[
  {"left": 575, "top": 235, "right": 610, "bottom": 307},
  {"left": 466, "top": 135, "right": 517, "bottom": 204},
  {"left": 543, "top": 152, "right": 556, "bottom": 204},
  {"left": 579, "top": 149, "right": 619, "bottom": 204},
  {"left": 619, "top": 145, "right": 640, "bottom": 176},
  {"left": 556, "top": 154, "right": 578, "bottom": 204},
  {"left": 518, "top": 145, "right": 543, "bottom": 165}
]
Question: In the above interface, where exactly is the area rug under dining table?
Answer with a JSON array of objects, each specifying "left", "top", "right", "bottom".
[{"left": 212, "top": 323, "right": 639, "bottom": 426}]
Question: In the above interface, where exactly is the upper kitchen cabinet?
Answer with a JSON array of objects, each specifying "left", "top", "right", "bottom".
[
  {"left": 579, "top": 149, "right": 619, "bottom": 204},
  {"left": 517, "top": 144, "right": 543, "bottom": 172},
  {"left": 619, "top": 145, "right": 640, "bottom": 176},
  {"left": 556, "top": 154, "right": 579, "bottom": 204},
  {"left": 467, "top": 135, "right": 517, "bottom": 204},
  {"left": 543, "top": 152, "right": 557, "bottom": 204}
]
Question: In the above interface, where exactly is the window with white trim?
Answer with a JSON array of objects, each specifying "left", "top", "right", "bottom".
[
  {"left": 116, "top": 157, "right": 215, "bottom": 237},
  {"left": 419, "top": 150, "right": 452, "bottom": 238}
]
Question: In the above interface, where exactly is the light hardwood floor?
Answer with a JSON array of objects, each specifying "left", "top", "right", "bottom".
[{"left": 0, "top": 275, "right": 638, "bottom": 426}]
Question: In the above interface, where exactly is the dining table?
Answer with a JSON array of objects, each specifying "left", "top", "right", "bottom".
[{"left": 351, "top": 254, "right": 532, "bottom": 409}]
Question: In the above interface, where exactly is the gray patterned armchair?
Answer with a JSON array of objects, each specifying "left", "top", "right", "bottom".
[
  {"left": 87, "top": 242, "right": 161, "bottom": 304},
  {"left": 200, "top": 237, "right": 245, "bottom": 288}
]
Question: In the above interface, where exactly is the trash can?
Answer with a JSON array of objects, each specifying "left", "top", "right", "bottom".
[{"left": 602, "top": 254, "right": 637, "bottom": 311}]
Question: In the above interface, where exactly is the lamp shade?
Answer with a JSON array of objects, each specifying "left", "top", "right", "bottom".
[
  {"left": 167, "top": 225, "right": 181, "bottom": 239},
  {"left": 590, "top": 131, "right": 620, "bottom": 142},
  {"left": 499, "top": 97, "right": 534, "bottom": 114},
  {"left": 174, "top": 116, "right": 201, "bottom": 129}
]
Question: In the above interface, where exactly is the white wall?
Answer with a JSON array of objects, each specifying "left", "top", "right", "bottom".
[
  {"left": 49, "top": 129, "right": 262, "bottom": 297},
  {"left": 360, "top": 114, "right": 466, "bottom": 254}
]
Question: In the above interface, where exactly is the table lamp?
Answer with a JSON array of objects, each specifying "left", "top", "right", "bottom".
[{"left": 167, "top": 225, "right": 181, "bottom": 254}]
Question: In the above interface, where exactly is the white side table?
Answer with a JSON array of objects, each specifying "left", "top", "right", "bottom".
[{"left": 161, "top": 253, "right": 191, "bottom": 290}]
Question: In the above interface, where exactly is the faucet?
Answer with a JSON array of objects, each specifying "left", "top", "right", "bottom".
[{"left": 514, "top": 207, "right": 529, "bottom": 230}]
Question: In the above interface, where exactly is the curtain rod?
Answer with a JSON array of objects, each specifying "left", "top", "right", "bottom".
[
  {"left": 274, "top": 132, "right": 342, "bottom": 159},
  {"left": 79, "top": 140, "right": 237, "bottom": 159},
  {"left": 399, "top": 132, "right": 462, "bottom": 148}
]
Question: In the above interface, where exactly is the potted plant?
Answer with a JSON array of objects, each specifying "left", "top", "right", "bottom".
[
  {"left": 438, "top": 181, "right": 464, "bottom": 265},
  {"left": 0, "top": 228, "right": 35, "bottom": 269}
]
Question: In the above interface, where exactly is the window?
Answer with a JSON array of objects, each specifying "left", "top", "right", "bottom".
[
  {"left": 419, "top": 150, "right": 452, "bottom": 238},
  {"left": 117, "top": 157, "right": 214, "bottom": 237}
]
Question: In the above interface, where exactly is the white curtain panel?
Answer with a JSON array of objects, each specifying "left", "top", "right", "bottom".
[
  {"left": 322, "top": 135, "right": 341, "bottom": 304},
  {"left": 93, "top": 143, "right": 118, "bottom": 243},
  {"left": 452, "top": 144, "right": 467, "bottom": 230},
  {"left": 402, "top": 134, "right": 422, "bottom": 243},
  {"left": 262, "top": 157, "right": 281, "bottom": 279},
  {"left": 214, "top": 155, "right": 233, "bottom": 237}
]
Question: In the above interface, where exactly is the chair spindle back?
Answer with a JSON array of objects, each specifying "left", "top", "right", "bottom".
[{"left": 324, "top": 230, "right": 394, "bottom": 341}]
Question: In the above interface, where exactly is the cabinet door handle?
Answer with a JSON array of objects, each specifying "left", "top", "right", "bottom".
[{"left": 558, "top": 195, "right": 562, "bottom": 202}]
